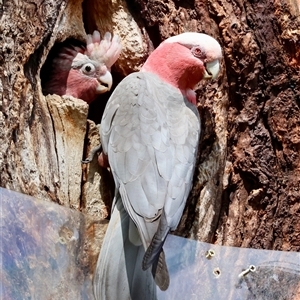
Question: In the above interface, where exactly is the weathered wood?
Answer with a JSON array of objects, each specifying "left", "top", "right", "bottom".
[
  {"left": 210, "top": 0, "right": 300, "bottom": 251},
  {"left": 130, "top": 0, "right": 300, "bottom": 251},
  {"left": 0, "top": 0, "right": 85, "bottom": 205}
]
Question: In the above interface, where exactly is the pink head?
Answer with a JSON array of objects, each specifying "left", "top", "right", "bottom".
[
  {"left": 44, "top": 31, "right": 122, "bottom": 104},
  {"left": 141, "top": 32, "right": 222, "bottom": 104}
]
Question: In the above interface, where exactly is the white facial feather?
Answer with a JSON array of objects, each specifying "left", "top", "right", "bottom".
[{"left": 71, "top": 53, "right": 95, "bottom": 68}]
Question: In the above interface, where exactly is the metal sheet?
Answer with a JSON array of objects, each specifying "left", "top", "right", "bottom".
[
  {"left": 1, "top": 187, "right": 299, "bottom": 299},
  {"left": 0, "top": 188, "right": 94, "bottom": 300},
  {"left": 158, "top": 234, "right": 300, "bottom": 299}
]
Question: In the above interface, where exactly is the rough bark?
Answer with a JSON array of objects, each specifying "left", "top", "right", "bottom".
[
  {"left": 129, "top": 0, "right": 300, "bottom": 252},
  {"left": 0, "top": 0, "right": 299, "bottom": 277}
]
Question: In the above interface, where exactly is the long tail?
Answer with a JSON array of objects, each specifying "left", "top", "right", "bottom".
[
  {"left": 142, "top": 211, "right": 170, "bottom": 291},
  {"left": 93, "top": 196, "right": 157, "bottom": 300}
]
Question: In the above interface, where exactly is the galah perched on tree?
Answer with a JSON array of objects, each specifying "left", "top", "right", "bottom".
[
  {"left": 93, "top": 32, "right": 222, "bottom": 300},
  {"left": 43, "top": 31, "right": 122, "bottom": 104}
]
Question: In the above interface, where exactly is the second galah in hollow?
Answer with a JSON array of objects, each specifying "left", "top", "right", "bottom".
[
  {"left": 43, "top": 31, "right": 122, "bottom": 104},
  {"left": 93, "top": 32, "right": 222, "bottom": 299}
]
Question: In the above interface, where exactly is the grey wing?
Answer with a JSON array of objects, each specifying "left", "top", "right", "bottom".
[
  {"left": 102, "top": 72, "right": 167, "bottom": 245},
  {"left": 101, "top": 71, "right": 200, "bottom": 267}
]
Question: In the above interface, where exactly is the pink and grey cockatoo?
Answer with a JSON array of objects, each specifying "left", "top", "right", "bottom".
[
  {"left": 93, "top": 32, "right": 222, "bottom": 299},
  {"left": 43, "top": 31, "right": 122, "bottom": 104}
]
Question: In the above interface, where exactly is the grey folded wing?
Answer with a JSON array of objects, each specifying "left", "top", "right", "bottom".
[{"left": 100, "top": 72, "right": 200, "bottom": 288}]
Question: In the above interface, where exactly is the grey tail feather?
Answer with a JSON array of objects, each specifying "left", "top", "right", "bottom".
[
  {"left": 142, "top": 233, "right": 170, "bottom": 290},
  {"left": 142, "top": 211, "right": 170, "bottom": 290},
  {"left": 151, "top": 250, "right": 170, "bottom": 291},
  {"left": 93, "top": 196, "right": 158, "bottom": 300},
  {"left": 142, "top": 211, "right": 169, "bottom": 271},
  {"left": 142, "top": 230, "right": 165, "bottom": 271}
]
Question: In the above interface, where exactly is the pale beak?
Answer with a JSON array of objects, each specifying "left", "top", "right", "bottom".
[
  {"left": 203, "top": 60, "right": 220, "bottom": 80},
  {"left": 97, "top": 71, "right": 113, "bottom": 93}
]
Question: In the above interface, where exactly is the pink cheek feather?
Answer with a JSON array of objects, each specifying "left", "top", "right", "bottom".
[
  {"left": 183, "top": 89, "right": 197, "bottom": 105},
  {"left": 65, "top": 70, "right": 99, "bottom": 104},
  {"left": 142, "top": 42, "right": 205, "bottom": 100}
]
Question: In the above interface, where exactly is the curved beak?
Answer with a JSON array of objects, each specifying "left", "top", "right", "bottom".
[
  {"left": 203, "top": 60, "right": 220, "bottom": 80},
  {"left": 96, "top": 71, "right": 113, "bottom": 93}
]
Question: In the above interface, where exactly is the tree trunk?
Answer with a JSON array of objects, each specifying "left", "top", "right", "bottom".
[
  {"left": 0, "top": 0, "right": 299, "bottom": 272},
  {"left": 128, "top": 0, "right": 300, "bottom": 252}
]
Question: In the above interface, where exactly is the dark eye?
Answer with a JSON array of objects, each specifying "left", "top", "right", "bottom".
[
  {"left": 192, "top": 46, "right": 205, "bottom": 59},
  {"left": 82, "top": 63, "right": 95, "bottom": 75}
]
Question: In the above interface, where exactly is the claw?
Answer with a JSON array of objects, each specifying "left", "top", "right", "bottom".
[{"left": 82, "top": 144, "right": 102, "bottom": 164}]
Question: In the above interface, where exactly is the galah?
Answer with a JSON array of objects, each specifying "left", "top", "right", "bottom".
[
  {"left": 93, "top": 32, "right": 222, "bottom": 299},
  {"left": 43, "top": 31, "right": 122, "bottom": 104}
]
